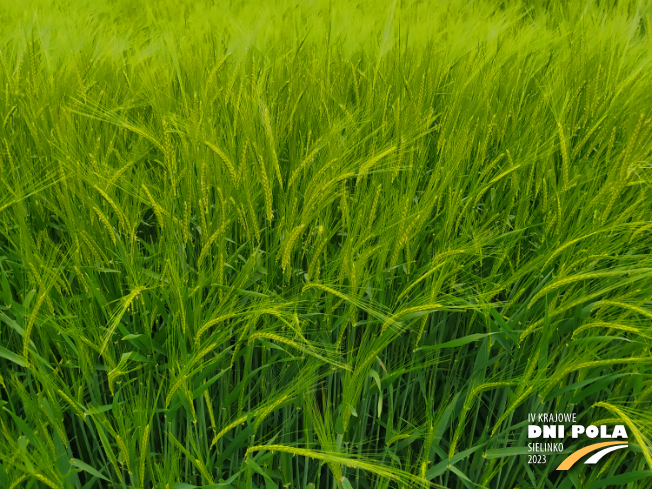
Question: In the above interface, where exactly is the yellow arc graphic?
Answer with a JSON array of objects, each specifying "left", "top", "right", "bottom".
[{"left": 556, "top": 442, "right": 628, "bottom": 470}]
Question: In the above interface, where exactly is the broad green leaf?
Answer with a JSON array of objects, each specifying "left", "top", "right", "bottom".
[
  {"left": 415, "top": 333, "right": 497, "bottom": 351},
  {"left": 0, "top": 346, "right": 27, "bottom": 367},
  {"left": 70, "top": 459, "right": 112, "bottom": 483},
  {"left": 586, "top": 471, "right": 652, "bottom": 489}
]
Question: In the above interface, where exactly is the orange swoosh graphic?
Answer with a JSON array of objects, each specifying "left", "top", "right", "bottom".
[{"left": 556, "top": 442, "right": 628, "bottom": 470}]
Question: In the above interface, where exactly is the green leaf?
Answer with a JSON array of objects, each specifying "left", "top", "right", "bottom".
[
  {"left": 489, "top": 307, "right": 518, "bottom": 343},
  {"left": 54, "top": 430, "right": 70, "bottom": 482},
  {"left": 586, "top": 471, "right": 652, "bottom": 489},
  {"left": 0, "top": 311, "right": 27, "bottom": 337},
  {"left": 0, "top": 264, "right": 12, "bottom": 306},
  {"left": 415, "top": 333, "right": 497, "bottom": 351},
  {"left": 3, "top": 409, "right": 38, "bottom": 448},
  {"left": 70, "top": 458, "right": 112, "bottom": 483},
  {"left": 121, "top": 333, "right": 143, "bottom": 340},
  {"left": 85, "top": 404, "right": 117, "bottom": 415},
  {"left": 246, "top": 457, "right": 278, "bottom": 489},
  {"left": 335, "top": 415, "right": 345, "bottom": 435},
  {"left": 340, "top": 476, "right": 355, "bottom": 489},
  {"left": 484, "top": 446, "right": 531, "bottom": 459},
  {"left": 23, "top": 289, "right": 35, "bottom": 311},
  {"left": 347, "top": 404, "right": 358, "bottom": 417},
  {"left": 0, "top": 462, "right": 7, "bottom": 489},
  {"left": 121, "top": 351, "right": 150, "bottom": 363},
  {"left": 449, "top": 464, "right": 489, "bottom": 489},
  {"left": 192, "top": 368, "right": 230, "bottom": 399},
  {"left": 368, "top": 368, "right": 382, "bottom": 391},
  {"left": 450, "top": 444, "right": 485, "bottom": 464},
  {"left": 544, "top": 372, "right": 635, "bottom": 403},
  {"left": 0, "top": 346, "right": 27, "bottom": 367}
]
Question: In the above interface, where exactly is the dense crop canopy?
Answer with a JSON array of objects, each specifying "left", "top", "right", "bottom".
[{"left": 0, "top": 0, "right": 651, "bottom": 488}]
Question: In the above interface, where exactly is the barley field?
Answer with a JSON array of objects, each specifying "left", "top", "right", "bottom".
[{"left": 0, "top": 0, "right": 652, "bottom": 488}]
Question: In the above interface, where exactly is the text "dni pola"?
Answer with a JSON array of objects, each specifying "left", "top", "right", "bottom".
[{"left": 528, "top": 424, "right": 628, "bottom": 438}]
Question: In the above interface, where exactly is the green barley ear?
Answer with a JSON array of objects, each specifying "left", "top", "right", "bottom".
[
  {"left": 245, "top": 185, "right": 260, "bottom": 242},
  {"left": 236, "top": 203, "right": 251, "bottom": 242},
  {"left": 22, "top": 289, "right": 48, "bottom": 365},
  {"left": 162, "top": 119, "right": 177, "bottom": 194},
  {"left": 239, "top": 138, "right": 248, "bottom": 175},
  {"left": 592, "top": 402, "right": 652, "bottom": 469},
  {"left": 200, "top": 158, "right": 209, "bottom": 206},
  {"left": 389, "top": 197, "right": 410, "bottom": 270},
  {"left": 605, "top": 126, "right": 617, "bottom": 169},
  {"left": 197, "top": 218, "right": 231, "bottom": 267},
  {"left": 206, "top": 52, "right": 231, "bottom": 91},
  {"left": 307, "top": 228, "right": 328, "bottom": 280},
  {"left": 256, "top": 152, "right": 274, "bottom": 222},
  {"left": 93, "top": 206, "right": 117, "bottom": 245},
  {"left": 142, "top": 184, "right": 165, "bottom": 230},
  {"left": 139, "top": 423, "right": 150, "bottom": 487},
  {"left": 557, "top": 123, "right": 569, "bottom": 189},
  {"left": 619, "top": 112, "right": 644, "bottom": 179},
  {"left": 601, "top": 177, "right": 627, "bottom": 224},
  {"left": 183, "top": 201, "right": 191, "bottom": 243},
  {"left": 93, "top": 185, "right": 125, "bottom": 231},
  {"left": 205, "top": 140, "right": 237, "bottom": 185},
  {"left": 368, "top": 183, "right": 382, "bottom": 226},
  {"left": 262, "top": 104, "right": 283, "bottom": 189},
  {"left": 289, "top": 141, "right": 322, "bottom": 188},
  {"left": 281, "top": 224, "right": 305, "bottom": 273},
  {"left": 198, "top": 197, "right": 208, "bottom": 241}
]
